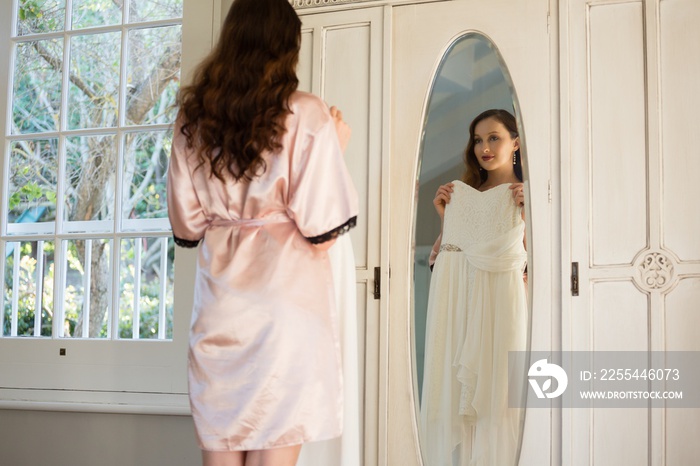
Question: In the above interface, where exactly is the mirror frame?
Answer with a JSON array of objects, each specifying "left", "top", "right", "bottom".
[
  {"left": 409, "top": 30, "right": 534, "bottom": 466},
  {"left": 388, "top": 2, "right": 553, "bottom": 463}
]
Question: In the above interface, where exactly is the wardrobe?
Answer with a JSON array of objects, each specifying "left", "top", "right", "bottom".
[
  {"left": 286, "top": 0, "right": 700, "bottom": 465},
  {"left": 2, "top": 1, "right": 694, "bottom": 464}
]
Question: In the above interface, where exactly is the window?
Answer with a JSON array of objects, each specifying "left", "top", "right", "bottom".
[
  {"left": 0, "top": 0, "right": 215, "bottom": 411},
  {"left": 2, "top": 0, "right": 182, "bottom": 340}
]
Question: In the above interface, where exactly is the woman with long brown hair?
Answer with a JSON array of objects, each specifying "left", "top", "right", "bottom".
[{"left": 167, "top": 1, "right": 358, "bottom": 465}]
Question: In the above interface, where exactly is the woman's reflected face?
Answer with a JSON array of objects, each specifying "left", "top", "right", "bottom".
[{"left": 474, "top": 117, "right": 519, "bottom": 173}]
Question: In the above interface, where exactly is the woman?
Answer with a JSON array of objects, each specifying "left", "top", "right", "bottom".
[
  {"left": 421, "top": 109, "right": 527, "bottom": 466},
  {"left": 167, "top": 1, "right": 358, "bottom": 464}
]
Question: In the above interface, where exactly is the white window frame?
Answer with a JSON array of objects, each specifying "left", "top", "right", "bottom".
[{"left": 0, "top": 0, "right": 217, "bottom": 414}]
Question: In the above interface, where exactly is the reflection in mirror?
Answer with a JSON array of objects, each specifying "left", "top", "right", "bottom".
[{"left": 413, "top": 33, "right": 529, "bottom": 466}]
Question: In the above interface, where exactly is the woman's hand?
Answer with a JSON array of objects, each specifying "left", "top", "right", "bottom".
[
  {"left": 509, "top": 182, "right": 525, "bottom": 207},
  {"left": 330, "top": 106, "right": 351, "bottom": 153},
  {"left": 433, "top": 182, "right": 454, "bottom": 221}
]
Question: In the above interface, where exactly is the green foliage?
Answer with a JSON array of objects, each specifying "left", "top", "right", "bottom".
[
  {"left": 5, "top": 0, "right": 182, "bottom": 340},
  {"left": 18, "top": 0, "right": 64, "bottom": 34},
  {"left": 4, "top": 239, "right": 173, "bottom": 339},
  {"left": 7, "top": 140, "right": 58, "bottom": 221},
  {"left": 2, "top": 243, "right": 54, "bottom": 337}
]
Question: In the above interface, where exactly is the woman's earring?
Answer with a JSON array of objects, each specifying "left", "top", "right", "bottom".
[{"left": 513, "top": 152, "right": 517, "bottom": 165}]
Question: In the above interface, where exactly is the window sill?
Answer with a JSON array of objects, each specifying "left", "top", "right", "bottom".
[{"left": 0, "top": 388, "right": 190, "bottom": 415}]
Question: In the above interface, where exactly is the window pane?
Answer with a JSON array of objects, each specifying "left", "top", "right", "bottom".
[
  {"left": 3, "top": 241, "right": 55, "bottom": 337},
  {"left": 122, "top": 130, "right": 170, "bottom": 221},
  {"left": 128, "top": 0, "right": 182, "bottom": 23},
  {"left": 63, "top": 239, "right": 111, "bottom": 338},
  {"left": 7, "top": 139, "right": 58, "bottom": 226},
  {"left": 68, "top": 32, "right": 121, "bottom": 130},
  {"left": 126, "top": 25, "right": 181, "bottom": 126},
  {"left": 71, "top": 0, "right": 122, "bottom": 29},
  {"left": 17, "top": 0, "right": 66, "bottom": 36},
  {"left": 64, "top": 134, "right": 116, "bottom": 224},
  {"left": 12, "top": 39, "right": 63, "bottom": 134},
  {"left": 4, "top": 1, "right": 184, "bottom": 346},
  {"left": 119, "top": 237, "right": 173, "bottom": 339}
]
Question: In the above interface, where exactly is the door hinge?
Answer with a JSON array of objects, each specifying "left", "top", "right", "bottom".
[
  {"left": 373, "top": 266, "right": 381, "bottom": 300},
  {"left": 571, "top": 262, "right": 579, "bottom": 296}
]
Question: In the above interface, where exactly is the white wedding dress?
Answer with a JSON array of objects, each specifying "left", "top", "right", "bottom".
[{"left": 420, "top": 181, "right": 527, "bottom": 466}]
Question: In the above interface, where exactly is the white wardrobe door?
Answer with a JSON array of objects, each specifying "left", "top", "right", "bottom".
[
  {"left": 566, "top": 0, "right": 700, "bottom": 464},
  {"left": 298, "top": 8, "right": 385, "bottom": 466},
  {"left": 390, "top": 1, "right": 552, "bottom": 465}
]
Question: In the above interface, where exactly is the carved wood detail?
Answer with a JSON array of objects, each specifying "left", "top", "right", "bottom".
[{"left": 291, "top": 0, "right": 377, "bottom": 8}]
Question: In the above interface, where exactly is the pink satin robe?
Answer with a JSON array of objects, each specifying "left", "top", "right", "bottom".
[{"left": 167, "top": 91, "right": 359, "bottom": 451}]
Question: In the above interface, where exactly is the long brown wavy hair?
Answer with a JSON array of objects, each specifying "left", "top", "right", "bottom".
[
  {"left": 177, "top": 0, "right": 301, "bottom": 182},
  {"left": 462, "top": 109, "right": 522, "bottom": 189}
]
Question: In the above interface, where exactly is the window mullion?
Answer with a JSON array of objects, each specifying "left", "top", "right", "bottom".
[
  {"left": 0, "top": 241, "right": 6, "bottom": 334},
  {"left": 65, "top": 0, "right": 73, "bottom": 32},
  {"left": 54, "top": 239, "right": 67, "bottom": 338},
  {"left": 2, "top": 230, "right": 170, "bottom": 242},
  {"left": 110, "top": 239, "right": 120, "bottom": 340},
  {"left": 158, "top": 237, "right": 168, "bottom": 339},
  {"left": 33, "top": 240, "right": 45, "bottom": 337},
  {"left": 115, "top": 21, "right": 128, "bottom": 233},
  {"left": 122, "top": 0, "right": 129, "bottom": 27},
  {"left": 12, "top": 20, "right": 182, "bottom": 43},
  {"left": 10, "top": 243, "right": 20, "bottom": 336},
  {"left": 108, "top": 10, "right": 130, "bottom": 342},
  {"left": 81, "top": 238, "right": 92, "bottom": 338},
  {"left": 9, "top": 0, "right": 18, "bottom": 37},
  {"left": 3, "top": 124, "right": 176, "bottom": 142},
  {"left": 55, "top": 33, "right": 70, "bottom": 237},
  {"left": 2, "top": 40, "right": 18, "bottom": 235},
  {"left": 51, "top": 0, "right": 73, "bottom": 340},
  {"left": 133, "top": 239, "right": 141, "bottom": 339}
]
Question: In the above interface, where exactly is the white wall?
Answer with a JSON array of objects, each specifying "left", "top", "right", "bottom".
[{"left": 0, "top": 411, "right": 199, "bottom": 466}]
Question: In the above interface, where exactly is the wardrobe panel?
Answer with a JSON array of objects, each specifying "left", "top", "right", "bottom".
[
  {"left": 591, "top": 281, "right": 649, "bottom": 466},
  {"left": 588, "top": 2, "right": 647, "bottom": 266},
  {"left": 567, "top": 0, "right": 700, "bottom": 464},
  {"left": 592, "top": 281, "right": 648, "bottom": 352},
  {"left": 593, "top": 408, "right": 648, "bottom": 466},
  {"left": 666, "top": 408, "right": 700, "bottom": 465},
  {"left": 660, "top": 0, "right": 700, "bottom": 262},
  {"left": 298, "top": 30, "right": 314, "bottom": 93},
  {"left": 664, "top": 277, "right": 700, "bottom": 351},
  {"left": 323, "top": 24, "right": 372, "bottom": 269},
  {"left": 664, "top": 277, "right": 700, "bottom": 463},
  {"left": 297, "top": 9, "right": 384, "bottom": 466}
]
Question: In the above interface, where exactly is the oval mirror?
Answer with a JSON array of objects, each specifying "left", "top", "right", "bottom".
[{"left": 412, "top": 32, "right": 531, "bottom": 466}]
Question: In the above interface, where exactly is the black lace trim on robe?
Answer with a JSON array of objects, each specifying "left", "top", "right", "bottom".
[
  {"left": 173, "top": 217, "right": 357, "bottom": 248},
  {"left": 306, "top": 216, "right": 357, "bottom": 244},
  {"left": 173, "top": 236, "right": 201, "bottom": 248}
]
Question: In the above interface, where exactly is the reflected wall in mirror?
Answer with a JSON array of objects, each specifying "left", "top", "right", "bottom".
[{"left": 412, "top": 33, "right": 530, "bottom": 466}]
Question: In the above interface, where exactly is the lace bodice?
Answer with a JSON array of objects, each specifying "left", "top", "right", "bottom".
[{"left": 440, "top": 181, "right": 523, "bottom": 251}]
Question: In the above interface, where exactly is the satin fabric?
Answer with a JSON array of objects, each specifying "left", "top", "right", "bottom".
[
  {"left": 420, "top": 182, "right": 527, "bottom": 466},
  {"left": 167, "top": 91, "right": 359, "bottom": 451},
  {"left": 297, "top": 233, "right": 361, "bottom": 466}
]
